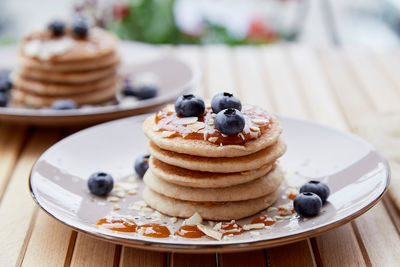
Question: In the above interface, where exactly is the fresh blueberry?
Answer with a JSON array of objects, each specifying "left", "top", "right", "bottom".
[
  {"left": 300, "top": 181, "right": 330, "bottom": 203},
  {"left": 88, "top": 172, "right": 114, "bottom": 196},
  {"left": 174, "top": 94, "right": 205, "bottom": 117},
  {"left": 0, "top": 76, "right": 12, "bottom": 93},
  {"left": 293, "top": 192, "right": 322, "bottom": 217},
  {"left": 0, "top": 92, "right": 8, "bottom": 107},
  {"left": 47, "top": 20, "right": 65, "bottom": 36},
  {"left": 214, "top": 108, "right": 245, "bottom": 135},
  {"left": 72, "top": 17, "right": 89, "bottom": 38},
  {"left": 122, "top": 85, "right": 158, "bottom": 100},
  {"left": 211, "top": 92, "right": 242, "bottom": 113},
  {"left": 135, "top": 154, "right": 150, "bottom": 178},
  {"left": 51, "top": 99, "right": 77, "bottom": 110}
]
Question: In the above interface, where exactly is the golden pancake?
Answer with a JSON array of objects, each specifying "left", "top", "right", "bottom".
[
  {"left": 143, "top": 113, "right": 282, "bottom": 158},
  {"left": 143, "top": 187, "right": 281, "bottom": 220},
  {"left": 19, "top": 51, "right": 120, "bottom": 72},
  {"left": 13, "top": 74, "right": 118, "bottom": 96},
  {"left": 144, "top": 165, "right": 283, "bottom": 202},
  {"left": 149, "top": 157, "right": 275, "bottom": 188},
  {"left": 147, "top": 138, "right": 286, "bottom": 173}
]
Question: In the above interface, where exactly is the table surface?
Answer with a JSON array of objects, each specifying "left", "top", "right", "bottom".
[{"left": 1, "top": 45, "right": 400, "bottom": 266}]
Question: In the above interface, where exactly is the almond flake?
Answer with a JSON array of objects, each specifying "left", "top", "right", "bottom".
[
  {"left": 184, "top": 212, "right": 203, "bottom": 226},
  {"left": 197, "top": 224, "right": 223, "bottom": 241},
  {"left": 243, "top": 223, "right": 265, "bottom": 230},
  {"left": 113, "top": 204, "right": 120, "bottom": 210},
  {"left": 161, "top": 131, "right": 176, "bottom": 138},
  {"left": 116, "top": 191, "right": 125, "bottom": 198},
  {"left": 127, "top": 189, "right": 137, "bottom": 195},
  {"left": 250, "top": 126, "right": 260, "bottom": 132},
  {"left": 238, "top": 133, "right": 245, "bottom": 140},
  {"left": 203, "top": 132, "right": 208, "bottom": 141},
  {"left": 221, "top": 133, "right": 228, "bottom": 137},
  {"left": 213, "top": 222, "right": 222, "bottom": 230},
  {"left": 267, "top": 207, "right": 278, "bottom": 212},
  {"left": 164, "top": 104, "right": 175, "bottom": 113},
  {"left": 170, "top": 217, "right": 178, "bottom": 223},
  {"left": 173, "top": 117, "right": 198, "bottom": 125},
  {"left": 107, "top": 196, "right": 120, "bottom": 202},
  {"left": 208, "top": 221, "right": 215, "bottom": 227},
  {"left": 252, "top": 119, "right": 268, "bottom": 125},
  {"left": 208, "top": 120, "right": 214, "bottom": 126},
  {"left": 208, "top": 137, "right": 218, "bottom": 143},
  {"left": 187, "top": 122, "right": 205, "bottom": 132},
  {"left": 249, "top": 131, "right": 259, "bottom": 139}
]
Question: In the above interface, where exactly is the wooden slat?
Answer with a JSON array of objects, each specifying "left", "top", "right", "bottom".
[
  {"left": 120, "top": 247, "right": 166, "bottom": 267},
  {"left": 0, "top": 129, "right": 61, "bottom": 267},
  {"left": 260, "top": 46, "right": 309, "bottom": 119},
  {"left": 170, "top": 253, "right": 216, "bottom": 267},
  {"left": 70, "top": 234, "right": 117, "bottom": 267},
  {"left": 0, "top": 124, "right": 27, "bottom": 197},
  {"left": 21, "top": 211, "right": 74, "bottom": 267},
  {"left": 371, "top": 49, "right": 400, "bottom": 95},
  {"left": 232, "top": 46, "right": 275, "bottom": 111},
  {"left": 219, "top": 250, "right": 266, "bottom": 267},
  {"left": 267, "top": 240, "right": 316, "bottom": 267},
  {"left": 203, "top": 46, "right": 238, "bottom": 98},
  {"left": 345, "top": 48, "right": 400, "bottom": 112}
]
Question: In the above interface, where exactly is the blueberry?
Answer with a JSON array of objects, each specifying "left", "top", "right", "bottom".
[
  {"left": 174, "top": 94, "right": 205, "bottom": 117},
  {"left": 135, "top": 154, "right": 150, "bottom": 178},
  {"left": 211, "top": 92, "right": 242, "bottom": 113},
  {"left": 0, "top": 92, "right": 8, "bottom": 107},
  {"left": 47, "top": 20, "right": 65, "bottom": 36},
  {"left": 293, "top": 192, "right": 322, "bottom": 217},
  {"left": 51, "top": 99, "right": 77, "bottom": 110},
  {"left": 72, "top": 17, "right": 89, "bottom": 38},
  {"left": 0, "top": 77, "right": 12, "bottom": 93},
  {"left": 88, "top": 172, "right": 114, "bottom": 196},
  {"left": 300, "top": 181, "right": 330, "bottom": 203},
  {"left": 122, "top": 85, "right": 158, "bottom": 100},
  {"left": 214, "top": 108, "right": 245, "bottom": 135}
]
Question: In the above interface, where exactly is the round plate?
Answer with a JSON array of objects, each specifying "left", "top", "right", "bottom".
[
  {"left": 0, "top": 43, "right": 198, "bottom": 126},
  {"left": 29, "top": 115, "right": 390, "bottom": 253}
]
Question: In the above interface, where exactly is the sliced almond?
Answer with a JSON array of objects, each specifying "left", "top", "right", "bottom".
[
  {"left": 208, "top": 137, "right": 218, "bottom": 143},
  {"left": 113, "top": 204, "right": 120, "bottom": 210},
  {"left": 127, "top": 189, "right": 137, "bottom": 195},
  {"left": 203, "top": 132, "right": 208, "bottom": 141},
  {"left": 161, "top": 131, "right": 176, "bottom": 138},
  {"left": 213, "top": 222, "right": 222, "bottom": 230},
  {"left": 164, "top": 104, "right": 176, "bottom": 113},
  {"left": 106, "top": 196, "right": 120, "bottom": 202},
  {"left": 184, "top": 212, "right": 203, "bottom": 225},
  {"left": 238, "top": 133, "right": 245, "bottom": 140},
  {"left": 170, "top": 217, "right": 178, "bottom": 223},
  {"left": 116, "top": 191, "right": 125, "bottom": 198},
  {"left": 267, "top": 207, "right": 278, "bottom": 212},
  {"left": 250, "top": 126, "right": 260, "bottom": 132},
  {"left": 243, "top": 223, "right": 265, "bottom": 231},
  {"left": 249, "top": 131, "right": 259, "bottom": 139},
  {"left": 173, "top": 117, "right": 198, "bottom": 125},
  {"left": 197, "top": 224, "right": 223, "bottom": 241},
  {"left": 187, "top": 122, "right": 205, "bottom": 132},
  {"left": 252, "top": 118, "right": 268, "bottom": 125}
]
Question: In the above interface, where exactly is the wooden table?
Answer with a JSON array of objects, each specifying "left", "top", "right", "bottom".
[{"left": 1, "top": 45, "right": 400, "bottom": 266}]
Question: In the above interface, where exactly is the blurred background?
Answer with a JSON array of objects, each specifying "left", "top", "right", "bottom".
[{"left": 1, "top": 0, "right": 400, "bottom": 48}]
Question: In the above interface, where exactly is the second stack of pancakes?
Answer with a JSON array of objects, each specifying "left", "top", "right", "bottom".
[
  {"left": 12, "top": 28, "right": 120, "bottom": 107},
  {"left": 143, "top": 104, "right": 287, "bottom": 221}
]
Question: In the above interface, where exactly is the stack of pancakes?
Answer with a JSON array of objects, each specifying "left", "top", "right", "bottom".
[
  {"left": 12, "top": 28, "right": 120, "bottom": 107},
  {"left": 142, "top": 106, "right": 287, "bottom": 220}
]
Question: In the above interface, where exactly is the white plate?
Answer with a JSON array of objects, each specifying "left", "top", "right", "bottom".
[{"left": 29, "top": 114, "right": 390, "bottom": 253}]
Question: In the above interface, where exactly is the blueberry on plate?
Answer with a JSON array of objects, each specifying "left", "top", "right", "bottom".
[
  {"left": 122, "top": 85, "right": 158, "bottom": 100},
  {"left": 47, "top": 20, "right": 65, "bottom": 36},
  {"left": 0, "top": 74, "right": 12, "bottom": 93},
  {"left": 0, "top": 92, "right": 8, "bottom": 107},
  {"left": 135, "top": 154, "right": 150, "bottom": 178},
  {"left": 88, "top": 172, "right": 114, "bottom": 196},
  {"left": 50, "top": 99, "right": 77, "bottom": 110},
  {"left": 211, "top": 92, "right": 242, "bottom": 113},
  {"left": 214, "top": 108, "right": 245, "bottom": 135},
  {"left": 174, "top": 94, "right": 205, "bottom": 117},
  {"left": 293, "top": 192, "right": 322, "bottom": 217},
  {"left": 71, "top": 17, "right": 89, "bottom": 38},
  {"left": 300, "top": 181, "right": 330, "bottom": 203}
]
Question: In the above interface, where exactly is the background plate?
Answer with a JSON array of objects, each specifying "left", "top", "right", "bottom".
[
  {"left": 29, "top": 114, "right": 390, "bottom": 253},
  {"left": 0, "top": 43, "right": 198, "bottom": 126}
]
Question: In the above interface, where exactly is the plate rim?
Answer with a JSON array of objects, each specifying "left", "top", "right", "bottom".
[{"left": 28, "top": 115, "right": 391, "bottom": 253}]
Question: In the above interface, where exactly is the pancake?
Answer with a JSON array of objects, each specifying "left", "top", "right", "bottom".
[
  {"left": 147, "top": 138, "right": 286, "bottom": 173},
  {"left": 143, "top": 114, "right": 282, "bottom": 158},
  {"left": 13, "top": 74, "right": 118, "bottom": 96},
  {"left": 12, "top": 83, "right": 119, "bottom": 107},
  {"left": 143, "top": 187, "right": 281, "bottom": 220},
  {"left": 149, "top": 157, "right": 275, "bottom": 188},
  {"left": 18, "top": 65, "right": 117, "bottom": 84},
  {"left": 144, "top": 165, "right": 283, "bottom": 202},
  {"left": 19, "top": 52, "right": 120, "bottom": 72},
  {"left": 20, "top": 28, "right": 118, "bottom": 62}
]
